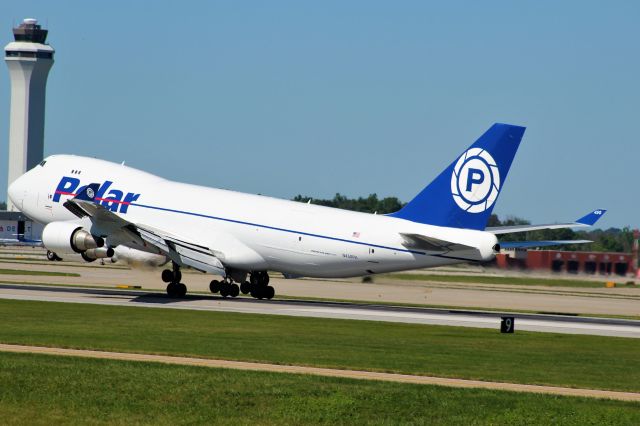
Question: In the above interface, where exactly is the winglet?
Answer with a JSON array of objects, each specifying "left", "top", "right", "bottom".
[
  {"left": 73, "top": 183, "right": 101, "bottom": 202},
  {"left": 576, "top": 209, "right": 607, "bottom": 226}
]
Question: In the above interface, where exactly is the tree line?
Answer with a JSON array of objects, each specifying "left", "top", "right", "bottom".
[{"left": 292, "top": 193, "right": 404, "bottom": 214}]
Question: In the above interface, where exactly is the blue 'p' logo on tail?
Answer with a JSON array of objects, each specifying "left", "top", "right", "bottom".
[
  {"left": 451, "top": 148, "right": 501, "bottom": 214},
  {"left": 389, "top": 123, "right": 525, "bottom": 230},
  {"left": 466, "top": 169, "right": 485, "bottom": 192}
]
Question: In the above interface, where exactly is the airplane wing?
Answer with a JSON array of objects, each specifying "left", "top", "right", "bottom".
[
  {"left": 486, "top": 209, "right": 606, "bottom": 235},
  {"left": 64, "top": 183, "right": 225, "bottom": 275}
]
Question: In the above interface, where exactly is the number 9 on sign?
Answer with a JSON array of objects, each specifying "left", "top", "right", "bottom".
[{"left": 501, "top": 317, "right": 515, "bottom": 333}]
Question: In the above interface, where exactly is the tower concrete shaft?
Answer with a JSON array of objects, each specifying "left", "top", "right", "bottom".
[{"left": 4, "top": 18, "right": 54, "bottom": 211}]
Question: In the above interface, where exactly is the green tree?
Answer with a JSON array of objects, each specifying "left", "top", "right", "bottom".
[{"left": 293, "top": 193, "right": 404, "bottom": 214}]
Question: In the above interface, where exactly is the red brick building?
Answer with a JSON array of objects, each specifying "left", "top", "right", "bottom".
[{"left": 495, "top": 249, "right": 635, "bottom": 276}]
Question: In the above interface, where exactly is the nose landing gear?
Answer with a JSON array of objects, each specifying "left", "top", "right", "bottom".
[{"left": 46, "top": 250, "right": 62, "bottom": 261}]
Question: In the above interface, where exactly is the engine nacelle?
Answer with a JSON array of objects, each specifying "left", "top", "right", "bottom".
[
  {"left": 42, "top": 222, "right": 104, "bottom": 255},
  {"left": 112, "top": 245, "right": 168, "bottom": 268},
  {"left": 84, "top": 247, "right": 115, "bottom": 259}
]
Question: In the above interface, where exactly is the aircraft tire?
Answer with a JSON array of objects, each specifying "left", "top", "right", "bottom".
[
  {"left": 220, "top": 283, "right": 230, "bottom": 298},
  {"left": 173, "top": 270, "right": 182, "bottom": 283},
  {"left": 250, "top": 273, "right": 260, "bottom": 286},
  {"left": 265, "top": 286, "right": 275, "bottom": 300},
  {"left": 177, "top": 283, "right": 187, "bottom": 298},
  {"left": 166, "top": 282, "right": 178, "bottom": 297},
  {"left": 250, "top": 286, "right": 261, "bottom": 299},
  {"left": 161, "top": 269, "right": 173, "bottom": 283},
  {"left": 260, "top": 272, "right": 270, "bottom": 286},
  {"left": 229, "top": 283, "right": 240, "bottom": 298},
  {"left": 47, "top": 250, "right": 56, "bottom": 261},
  {"left": 240, "top": 281, "right": 251, "bottom": 294},
  {"left": 209, "top": 280, "right": 221, "bottom": 293}
]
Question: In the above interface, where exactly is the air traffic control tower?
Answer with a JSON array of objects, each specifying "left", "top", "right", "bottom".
[{"left": 4, "top": 18, "right": 54, "bottom": 211}]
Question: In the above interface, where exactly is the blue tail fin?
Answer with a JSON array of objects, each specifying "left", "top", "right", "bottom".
[{"left": 389, "top": 123, "right": 526, "bottom": 230}]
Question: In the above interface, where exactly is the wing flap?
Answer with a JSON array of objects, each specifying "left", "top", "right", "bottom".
[{"left": 136, "top": 225, "right": 225, "bottom": 274}]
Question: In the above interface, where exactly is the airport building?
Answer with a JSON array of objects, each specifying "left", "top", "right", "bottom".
[
  {"left": 0, "top": 211, "right": 43, "bottom": 243},
  {"left": 496, "top": 249, "right": 635, "bottom": 276}
]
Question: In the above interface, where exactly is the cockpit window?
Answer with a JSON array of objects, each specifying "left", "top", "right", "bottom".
[{"left": 39, "top": 160, "right": 47, "bottom": 167}]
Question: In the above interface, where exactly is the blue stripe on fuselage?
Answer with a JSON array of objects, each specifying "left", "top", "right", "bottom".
[{"left": 128, "top": 202, "right": 427, "bottom": 256}]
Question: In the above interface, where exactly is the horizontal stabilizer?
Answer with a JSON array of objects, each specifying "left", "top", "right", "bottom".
[
  {"left": 500, "top": 240, "right": 592, "bottom": 249},
  {"left": 487, "top": 209, "right": 607, "bottom": 235}
]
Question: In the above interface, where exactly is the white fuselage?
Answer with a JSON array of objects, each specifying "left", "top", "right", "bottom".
[{"left": 9, "top": 155, "right": 498, "bottom": 278}]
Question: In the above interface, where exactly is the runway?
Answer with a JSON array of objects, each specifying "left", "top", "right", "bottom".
[{"left": 1, "top": 283, "right": 639, "bottom": 338}]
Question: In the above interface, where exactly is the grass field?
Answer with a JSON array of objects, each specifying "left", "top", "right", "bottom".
[
  {"left": 0, "top": 352, "right": 638, "bottom": 425},
  {"left": 385, "top": 273, "right": 628, "bottom": 288},
  {"left": 0, "top": 268, "right": 80, "bottom": 277},
  {"left": 1, "top": 299, "right": 639, "bottom": 392}
]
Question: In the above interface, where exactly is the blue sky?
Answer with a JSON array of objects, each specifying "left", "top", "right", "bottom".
[{"left": 1, "top": 1, "right": 638, "bottom": 229}]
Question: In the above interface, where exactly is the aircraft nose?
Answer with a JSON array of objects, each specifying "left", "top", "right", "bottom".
[{"left": 8, "top": 175, "right": 26, "bottom": 211}]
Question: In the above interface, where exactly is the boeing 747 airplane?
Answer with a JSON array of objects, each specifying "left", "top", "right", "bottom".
[{"left": 8, "top": 123, "right": 605, "bottom": 298}]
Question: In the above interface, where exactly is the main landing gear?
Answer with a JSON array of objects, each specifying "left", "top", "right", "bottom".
[
  {"left": 161, "top": 266, "right": 275, "bottom": 300},
  {"left": 209, "top": 279, "right": 240, "bottom": 298},
  {"left": 162, "top": 264, "right": 186, "bottom": 298},
  {"left": 209, "top": 271, "right": 275, "bottom": 300}
]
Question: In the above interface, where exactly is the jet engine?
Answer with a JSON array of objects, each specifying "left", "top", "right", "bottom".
[
  {"left": 42, "top": 221, "right": 105, "bottom": 255},
  {"left": 112, "top": 245, "right": 168, "bottom": 268}
]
